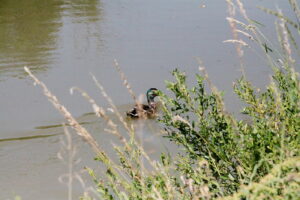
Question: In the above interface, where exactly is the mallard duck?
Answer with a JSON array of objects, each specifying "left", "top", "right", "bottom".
[{"left": 126, "top": 88, "right": 159, "bottom": 118}]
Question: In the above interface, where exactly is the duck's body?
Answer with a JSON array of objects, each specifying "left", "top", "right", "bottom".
[
  {"left": 126, "top": 104, "right": 157, "bottom": 118},
  {"left": 126, "top": 88, "right": 159, "bottom": 118}
]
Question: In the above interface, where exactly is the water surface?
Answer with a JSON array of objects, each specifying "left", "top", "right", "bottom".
[{"left": 0, "top": 0, "right": 297, "bottom": 199}]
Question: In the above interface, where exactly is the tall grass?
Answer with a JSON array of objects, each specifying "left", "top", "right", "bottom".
[{"left": 24, "top": 0, "right": 299, "bottom": 199}]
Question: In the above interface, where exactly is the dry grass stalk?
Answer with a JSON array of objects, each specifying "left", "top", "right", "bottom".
[
  {"left": 24, "top": 67, "right": 145, "bottom": 197},
  {"left": 24, "top": 66, "right": 103, "bottom": 156},
  {"left": 114, "top": 59, "right": 138, "bottom": 104},
  {"left": 58, "top": 126, "right": 98, "bottom": 199},
  {"left": 113, "top": 59, "right": 151, "bottom": 119},
  {"left": 225, "top": 0, "right": 246, "bottom": 76},
  {"left": 236, "top": 30, "right": 254, "bottom": 41},
  {"left": 91, "top": 73, "right": 134, "bottom": 134},
  {"left": 226, "top": 17, "right": 250, "bottom": 29},
  {"left": 236, "top": 0, "right": 249, "bottom": 21},
  {"left": 70, "top": 86, "right": 150, "bottom": 191},
  {"left": 235, "top": 0, "right": 283, "bottom": 67},
  {"left": 58, "top": 126, "right": 75, "bottom": 200},
  {"left": 90, "top": 65, "right": 162, "bottom": 171},
  {"left": 23, "top": 67, "right": 130, "bottom": 193},
  {"left": 70, "top": 87, "right": 154, "bottom": 193},
  {"left": 278, "top": 10, "right": 295, "bottom": 65},
  {"left": 223, "top": 39, "right": 249, "bottom": 47},
  {"left": 70, "top": 87, "right": 127, "bottom": 144},
  {"left": 90, "top": 72, "right": 163, "bottom": 177},
  {"left": 289, "top": 0, "right": 300, "bottom": 21},
  {"left": 227, "top": 0, "right": 281, "bottom": 74}
]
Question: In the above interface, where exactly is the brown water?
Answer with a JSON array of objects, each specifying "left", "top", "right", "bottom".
[{"left": 0, "top": 0, "right": 297, "bottom": 199}]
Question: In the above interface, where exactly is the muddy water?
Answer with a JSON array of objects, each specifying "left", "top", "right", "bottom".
[{"left": 0, "top": 0, "right": 296, "bottom": 199}]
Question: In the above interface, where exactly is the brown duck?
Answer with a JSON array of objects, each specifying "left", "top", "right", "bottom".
[{"left": 126, "top": 88, "right": 159, "bottom": 118}]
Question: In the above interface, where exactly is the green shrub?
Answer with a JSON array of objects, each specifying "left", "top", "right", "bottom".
[{"left": 159, "top": 65, "right": 300, "bottom": 197}]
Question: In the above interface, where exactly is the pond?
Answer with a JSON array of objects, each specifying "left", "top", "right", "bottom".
[{"left": 0, "top": 0, "right": 295, "bottom": 199}]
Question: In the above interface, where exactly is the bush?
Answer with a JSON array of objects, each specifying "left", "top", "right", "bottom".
[{"left": 159, "top": 66, "right": 300, "bottom": 197}]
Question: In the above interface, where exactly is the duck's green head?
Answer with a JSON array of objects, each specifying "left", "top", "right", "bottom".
[{"left": 146, "top": 88, "right": 159, "bottom": 103}]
